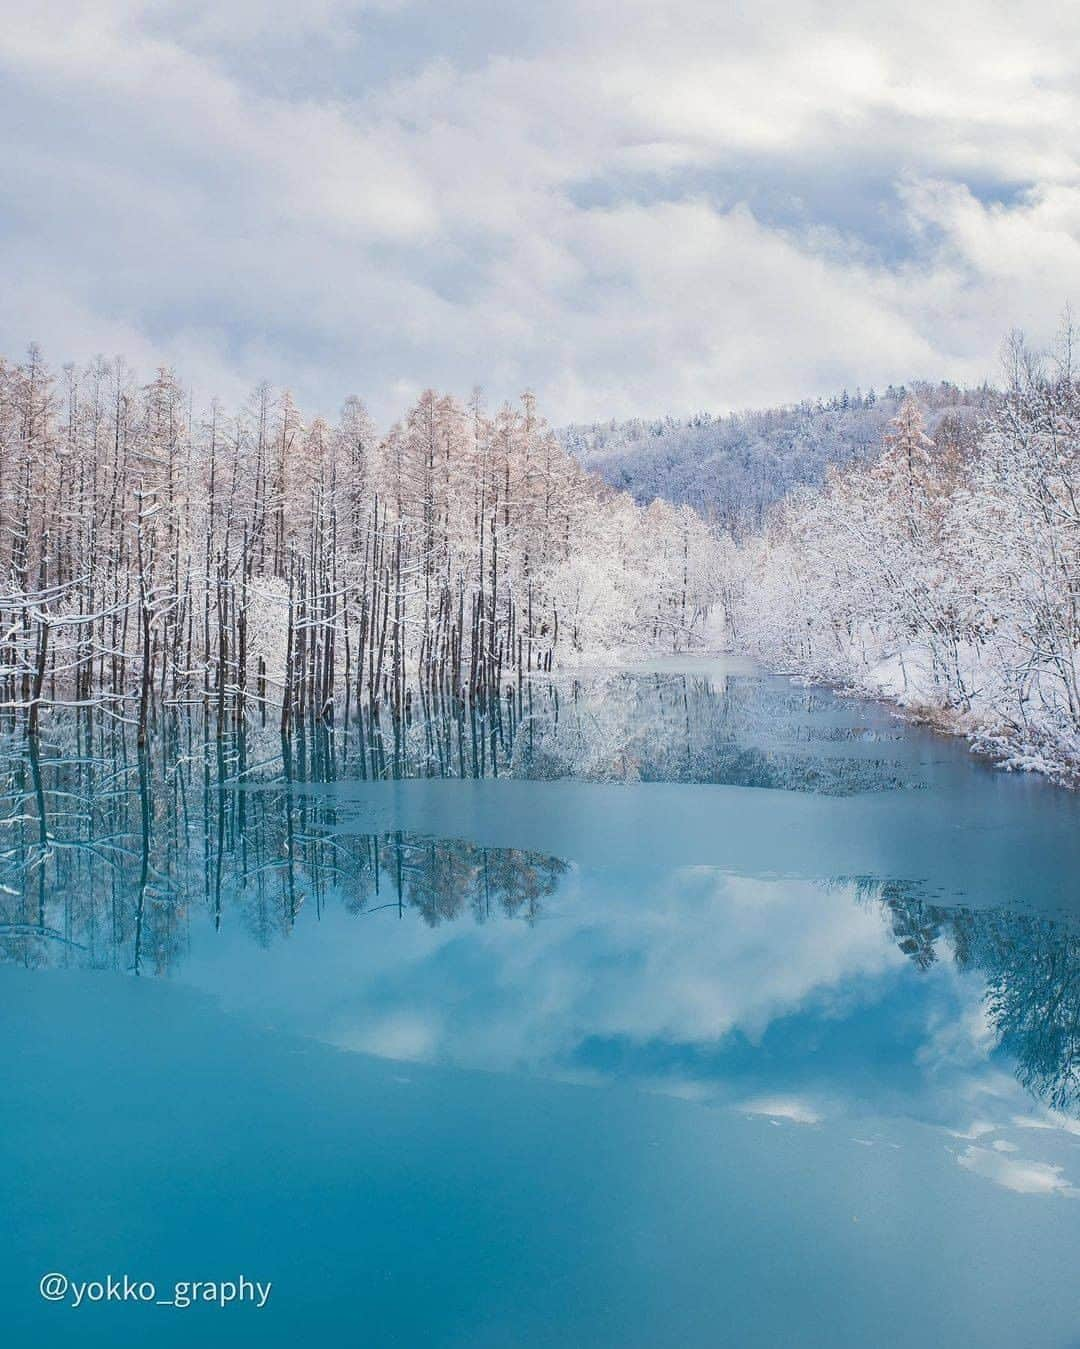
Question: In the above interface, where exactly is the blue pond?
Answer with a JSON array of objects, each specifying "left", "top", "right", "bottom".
[{"left": 2, "top": 657, "right": 1078, "bottom": 1346}]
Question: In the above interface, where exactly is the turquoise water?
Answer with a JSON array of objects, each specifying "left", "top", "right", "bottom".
[{"left": 2, "top": 657, "right": 1079, "bottom": 1346}]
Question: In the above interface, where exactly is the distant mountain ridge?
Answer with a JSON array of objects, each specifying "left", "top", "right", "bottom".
[{"left": 561, "top": 381, "right": 996, "bottom": 534}]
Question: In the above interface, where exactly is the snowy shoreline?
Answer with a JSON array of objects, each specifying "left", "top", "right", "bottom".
[{"left": 766, "top": 659, "right": 1080, "bottom": 790}]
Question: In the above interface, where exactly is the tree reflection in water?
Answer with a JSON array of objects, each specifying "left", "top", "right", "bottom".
[
  {"left": 1, "top": 680, "right": 1077, "bottom": 1118},
  {"left": 0, "top": 703, "right": 568, "bottom": 976},
  {"left": 875, "top": 886, "right": 1080, "bottom": 1114}
]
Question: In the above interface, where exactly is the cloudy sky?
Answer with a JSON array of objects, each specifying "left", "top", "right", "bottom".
[{"left": 3, "top": 0, "right": 1079, "bottom": 424}]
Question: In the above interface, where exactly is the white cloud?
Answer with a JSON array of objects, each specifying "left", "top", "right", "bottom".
[
  {"left": 1, "top": 0, "right": 1078, "bottom": 422},
  {"left": 957, "top": 1146, "right": 1080, "bottom": 1198},
  {"left": 740, "top": 1097, "right": 823, "bottom": 1125},
  {"left": 196, "top": 866, "right": 906, "bottom": 1087},
  {"left": 335, "top": 1011, "right": 440, "bottom": 1061}
]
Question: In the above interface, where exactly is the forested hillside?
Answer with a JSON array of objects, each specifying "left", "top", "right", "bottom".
[{"left": 563, "top": 382, "right": 994, "bottom": 533}]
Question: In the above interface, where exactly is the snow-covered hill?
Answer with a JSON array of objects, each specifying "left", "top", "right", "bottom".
[{"left": 563, "top": 382, "right": 994, "bottom": 534}]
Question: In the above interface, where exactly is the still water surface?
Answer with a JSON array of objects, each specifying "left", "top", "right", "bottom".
[{"left": 2, "top": 657, "right": 1079, "bottom": 1346}]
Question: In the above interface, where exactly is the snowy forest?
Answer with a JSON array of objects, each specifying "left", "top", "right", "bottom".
[
  {"left": 1, "top": 332, "right": 1078, "bottom": 786},
  {"left": 729, "top": 336, "right": 1080, "bottom": 784},
  {"left": 562, "top": 330, "right": 1079, "bottom": 785},
  {"left": 0, "top": 349, "right": 722, "bottom": 739}
]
